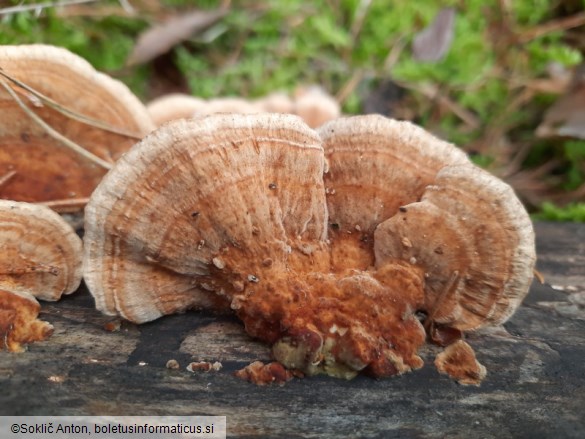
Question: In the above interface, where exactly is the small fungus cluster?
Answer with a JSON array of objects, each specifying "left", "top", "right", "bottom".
[
  {"left": 146, "top": 85, "right": 340, "bottom": 129},
  {"left": 0, "top": 44, "right": 152, "bottom": 350},
  {"left": 0, "top": 45, "right": 536, "bottom": 387},
  {"left": 84, "top": 113, "right": 536, "bottom": 385}
]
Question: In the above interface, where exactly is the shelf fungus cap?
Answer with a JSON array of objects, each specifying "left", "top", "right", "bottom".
[
  {"left": 0, "top": 200, "right": 83, "bottom": 301},
  {"left": 146, "top": 94, "right": 206, "bottom": 127},
  {"left": 0, "top": 44, "right": 154, "bottom": 206},
  {"left": 374, "top": 165, "right": 536, "bottom": 330},
  {"left": 83, "top": 113, "right": 536, "bottom": 384},
  {"left": 318, "top": 115, "right": 535, "bottom": 330},
  {"left": 198, "top": 97, "right": 263, "bottom": 115},
  {"left": 83, "top": 113, "right": 326, "bottom": 324},
  {"left": 0, "top": 200, "right": 82, "bottom": 352},
  {"left": 319, "top": 115, "right": 470, "bottom": 237},
  {"left": 255, "top": 92, "right": 295, "bottom": 114},
  {"left": 294, "top": 85, "right": 341, "bottom": 128}
]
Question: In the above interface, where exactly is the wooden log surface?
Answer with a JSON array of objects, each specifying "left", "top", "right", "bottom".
[{"left": 1, "top": 222, "right": 584, "bottom": 438}]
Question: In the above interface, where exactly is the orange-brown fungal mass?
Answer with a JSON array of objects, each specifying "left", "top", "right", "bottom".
[
  {"left": 234, "top": 361, "right": 295, "bottom": 385},
  {"left": 0, "top": 45, "right": 154, "bottom": 208},
  {"left": 0, "top": 289, "right": 53, "bottom": 353},
  {"left": 435, "top": 340, "right": 487, "bottom": 386},
  {"left": 0, "top": 200, "right": 83, "bottom": 301},
  {"left": 83, "top": 113, "right": 536, "bottom": 383}
]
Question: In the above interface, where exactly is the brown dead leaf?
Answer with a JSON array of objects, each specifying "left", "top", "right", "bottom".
[
  {"left": 504, "top": 160, "right": 564, "bottom": 208},
  {"left": 537, "top": 64, "right": 585, "bottom": 139},
  {"left": 127, "top": 8, "right": 228, "bottom": 66},
  {"left": 412, "top": 8, "right": 456, "bottom": 62}
]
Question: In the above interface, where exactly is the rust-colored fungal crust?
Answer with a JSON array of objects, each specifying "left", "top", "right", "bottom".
[
  {"left": 0, "top": 45, "right": 154, "bottom": 205},
  {"left": 0, "top": 289, "right": 54, "bottom": 352},
  {"left": 434, "top": 340, "right": 487, "bottom": 386},
  {"left": 234, "top": 361, "right": 295, "bottom": 385},
  {"left": 83, "top": 113, "right": 536, "bottom": 383},
  {"left": 0, "top": 200, "right": 83, "bottom": 301}
]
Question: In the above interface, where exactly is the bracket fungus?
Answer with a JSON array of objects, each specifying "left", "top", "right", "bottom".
[
  {"left": 146, "top": 87, "right": 337, "bottom": 129},
  {"left": 146, "top": 94, "right": 207, "bottom": 127},
  {"left": 0, "top": 44, "right": 154, "bottom": 209},
  {"left": 83, "top": 113, "right": 536, "bottom": 384},
  {"left": 0, "top": 200, "right": 83, "bottom": 351},
  {"left": 293, "top": 85, "right": 341, "bottom": 128}
]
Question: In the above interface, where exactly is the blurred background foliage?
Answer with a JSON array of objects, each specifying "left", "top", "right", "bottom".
[{"left": 1, "top": 0, "right": 585, "bottom": 220}]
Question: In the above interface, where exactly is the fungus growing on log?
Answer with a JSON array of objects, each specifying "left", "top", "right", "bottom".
[
  {"left": 83, "top": 113, "right": 536, "bottom": 383},
  {"left": 146, "top": 94, "right": 206, "bottom": 127},
  {"left": 255, "top": 92, "right": 295, "bottom": 115},
  {"left": 0, "top": 45, "right": 154, "bottom": 209},
  {"left": 0, "top": 289, "right": 54, "bottom": 353},
  {"left": 293, "top": 85, "right": 340, "bottom": 128},
  {"left": 146, "top": 88, "right": 335, "bottom": 128},
  {"left": 0, "top": 200, "right": 83, "bottom": 351}
]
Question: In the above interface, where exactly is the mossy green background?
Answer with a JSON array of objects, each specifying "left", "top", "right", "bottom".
[{"left": 1, "top": 0, "right": 584, "bottom": 220}]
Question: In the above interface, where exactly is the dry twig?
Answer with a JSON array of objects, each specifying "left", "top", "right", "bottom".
[
  {"left": 395, "top": 80, "right": 481, "bottom": 129},
  {"left": 0, "top": 0, "right": 98, "bottom": 15},
  {"left": 336, "top": 70, "right": 364, "bottom": 105},
  {"left": 518, "top": 12, "right": 585, "bottom": 43},
  {"left": 0, "top": 70, "right": 143, "bottom": 140}
]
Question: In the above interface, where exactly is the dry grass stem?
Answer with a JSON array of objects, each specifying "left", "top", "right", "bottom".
[
  {"left": 396, "top": 81, "right": 481, "bottom": 129},
  {"left": 518, "top": 12, "right": 585, "bottom": 43},
  {"left": 0, "top": 171, "right": 17, "bottom": 189},
  {"left": 0, "top": 70, "right": 143, "bottom": 140},
  {"left": 37, "top": 197, "right": 91, "bottom": 212},
  {"left": 336, "top": 70, "right": 364, "bottom": 104},
  {"left": 0, "top": 0, "right": 98, "bottom": 16}
]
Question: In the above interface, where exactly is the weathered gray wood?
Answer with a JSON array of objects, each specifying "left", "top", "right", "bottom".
[{"left": 1, "top": 222, "right": 584, "bottom": 438}]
